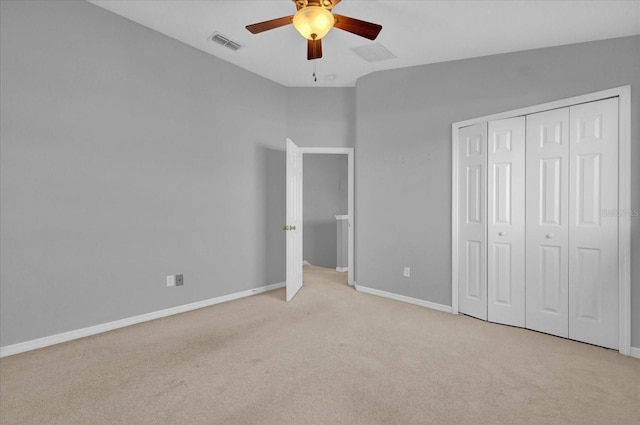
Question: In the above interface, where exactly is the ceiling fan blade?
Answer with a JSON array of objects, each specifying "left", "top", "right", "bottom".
[
  {"left": 307, "top": 38, "right": 323, "bottom": 60},
  {"left": 333, "top": 14, "right": 382, "bottom": 40},
  {"left": 246, "top": 15, "right": 294, "bottom": 34}
]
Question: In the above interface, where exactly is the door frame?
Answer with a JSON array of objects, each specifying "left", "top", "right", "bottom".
[
  {"left": 451, "top": 86, "right": 631, "bottom": 356},
  {"left": 300, "top": 147, "right": 355, "bottom": 286}
]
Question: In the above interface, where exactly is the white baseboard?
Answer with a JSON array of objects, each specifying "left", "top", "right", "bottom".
[
  {"left": 0, "top": 282, "right": 285, "bottom": 358},
  {"left": 631, "top": 347, "right": 640, "bottom": 359},
  {"left": 354, "top": 283, "right": 452, "bottom": 314},
  {"left": 336, "top": 267, "right": 348, "bottom": 272}
]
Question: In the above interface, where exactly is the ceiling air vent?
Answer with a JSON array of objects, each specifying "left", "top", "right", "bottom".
[
  {"left": 351, "top": 42, "right": 396, "bottom": 63},
  {"left": 209, "top": 32, "right": 243, "bottom": 51}
]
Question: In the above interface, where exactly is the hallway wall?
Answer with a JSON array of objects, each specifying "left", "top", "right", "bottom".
[{"left": 303, "top": 154, "right": 348, "bottom": 269}]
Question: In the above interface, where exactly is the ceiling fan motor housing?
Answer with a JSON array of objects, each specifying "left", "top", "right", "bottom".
[
  {"left": 292, "top": 6, "right": 335, "bottom": 40},
  {"left": 295, "top": 0, "right": 336, "bottom": 9}
]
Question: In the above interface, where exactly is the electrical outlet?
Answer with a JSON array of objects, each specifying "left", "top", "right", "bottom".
[
  {"left": 175, "top": 274, "right": 184, "bottom": 286},
  {"left": 166, "top": 275, "right": 176, "bottom": 287},
  {"left": 403, "top": 267, "right": 411, "bottom": 278}
]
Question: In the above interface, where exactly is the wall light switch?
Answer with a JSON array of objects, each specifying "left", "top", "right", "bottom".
[
  {"left": 167, "top": 275, "right": 176, "bottom": 287},
  {"left": 403, "top": 267, "right": 411, "bottom": 278}
]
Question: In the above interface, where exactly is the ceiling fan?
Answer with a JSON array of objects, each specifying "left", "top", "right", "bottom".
[{"left": 246, "top": 0, "right": 382, "bottom": 60}]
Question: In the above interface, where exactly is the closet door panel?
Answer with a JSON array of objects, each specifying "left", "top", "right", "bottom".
[
  {"left": 525, "top": 108, "right": 569, "bottom": 338},
  {"left": 569, "top": 98, "right": 619, "bottom": 349},
  {"left": 458, "top": 123, "right": 488, "bottom": 320},
  {"left": 487, "top": 117, "right": 525, "bottom": 327}
]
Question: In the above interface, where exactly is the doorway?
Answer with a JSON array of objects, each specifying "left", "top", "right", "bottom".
[
  {"left": 302, "top": 153, "right": 348, "bottom": 278},
  {"left": 285, "top": 140, "right": 354, "bottom": 301},
  {"left": 301, "top": 147, "right": 354, "bottom": 286}
]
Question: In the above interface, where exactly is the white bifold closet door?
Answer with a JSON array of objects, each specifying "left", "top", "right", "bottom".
[
  {"left": 457, "top": 122, "right": 488, "bottom": 321},
  {"left": 568, "top": 98, "right": 619, "bottom": 349},
  {"left": 457, "top": 97, "right": 619, "bottom": 350},
  {"left": 525, "top": 108, "right": 570, "bottom": 338},
  {"left": 525, "top": 99, "right": 619, "bottom": 348},
  {"left": 487, "top": 117, "right": 526, "bottom": 327}
]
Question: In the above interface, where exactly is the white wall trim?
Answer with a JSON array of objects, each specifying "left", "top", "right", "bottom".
[
  {"left": 451, "top": 85, "right": 632, "bottom": 356},
  {"left": 0, "top": 282, "right": 285, "bottom": 358},
  {"left": 453, "top": 86, "right": 629, "bottom": 129},
  {"left": 354, "top": 283, "right": 452, "bottom": 314},
  {"left": 630, "top": 347, "right": 640, "bottom": 360},
  {"left": 336, "top": 267, "right": 348, "bottom": 272},
  {"left": 617, "top": 86, "right": 632, "bottom": 356},
  {"left": 451, "top": 122, "right": 460, "bottom": 315}
]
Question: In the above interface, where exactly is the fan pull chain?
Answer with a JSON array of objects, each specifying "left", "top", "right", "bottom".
[{"left": 312, "top": 60, "right": 317, "bottom": 83}]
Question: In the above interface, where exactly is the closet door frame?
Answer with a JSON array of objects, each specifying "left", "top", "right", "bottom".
[{"left": 451, "top": 86, "right": 631, "bottom": 356}]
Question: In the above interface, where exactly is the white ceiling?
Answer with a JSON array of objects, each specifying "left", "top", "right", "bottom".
[{"left": 88, "top": 0, "right": 640, "bottom": 87}]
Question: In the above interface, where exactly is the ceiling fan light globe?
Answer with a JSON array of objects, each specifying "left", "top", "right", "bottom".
[{"left": 292, "top": 6, "right": 334, "bottom": 40}]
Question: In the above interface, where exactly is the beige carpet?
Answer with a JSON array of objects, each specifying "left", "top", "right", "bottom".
[{"left": 1, "top": 265, "right": 638, "bottom": 425}]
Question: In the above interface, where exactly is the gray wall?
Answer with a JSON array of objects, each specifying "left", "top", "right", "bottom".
[
  {"left": 303, "top": 154, "right": 348, "bottom": 268},
  {"left": 354, "top": 36, "right": 640, "bottom": 347},
  {"left": 0, "top": 0, "right": 290, "bottom": 347},
  {"left": 286, "top": 88, "right": 355, "bottom": 148},
  {"left": 0, "top": 1, "right": 357, "bottom": 348}
]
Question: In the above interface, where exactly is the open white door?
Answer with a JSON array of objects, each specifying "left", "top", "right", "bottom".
[{"left": 286, "top": 138, "right": 303, "bottom": 301}]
